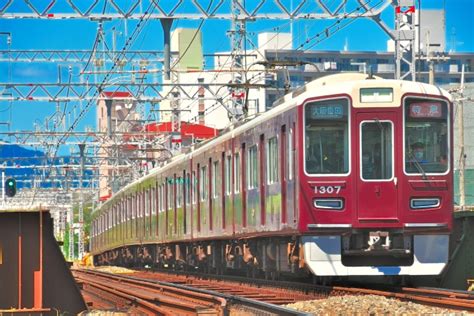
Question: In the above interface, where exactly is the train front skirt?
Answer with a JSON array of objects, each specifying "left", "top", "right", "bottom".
[{"left": 302, "top": 235, "right": 449, "bottom": 276}]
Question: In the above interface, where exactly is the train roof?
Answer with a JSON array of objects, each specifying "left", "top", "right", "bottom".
[{"left": 96, "top": 73, "right": 452, "bottom": 213}]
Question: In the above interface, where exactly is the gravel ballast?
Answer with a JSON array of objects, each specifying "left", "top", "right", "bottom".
[{"left": 285, "top": 295, "right": 472, "bottom": 315}]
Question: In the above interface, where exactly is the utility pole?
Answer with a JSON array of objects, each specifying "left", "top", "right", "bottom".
[
  {"left": 68, "top": 208, "right": 74, "bottom": 260},
  {"left": 229, "top": 0, "right": 247, "bottom": 120},
  {"left": 78, "top": 143, "right": 86, "bottom": 259},
  {"left": 419, "top": 31, "right": 450, "bottom": 85},
  {"left": 458, "top": 65, "right": 466, "bottom": 210},
  {"left": 170, "top": 91, "right": 182, "bottom": 153}
]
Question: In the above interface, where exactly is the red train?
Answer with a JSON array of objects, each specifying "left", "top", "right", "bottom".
[{"left": 91, "top": 73, "right": 453, "bottom": 278}]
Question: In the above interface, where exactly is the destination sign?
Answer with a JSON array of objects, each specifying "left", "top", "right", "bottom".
[
  {"left": 309, "top": 104, "right": 344, "bottom": 119},
  {"left": 409, "top": 102, "right": 443, "bottom": 118}
]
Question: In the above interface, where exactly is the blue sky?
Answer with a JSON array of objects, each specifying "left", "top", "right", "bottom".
[{"left": 0, "top": 0, "right": 473, "bottom": 136}]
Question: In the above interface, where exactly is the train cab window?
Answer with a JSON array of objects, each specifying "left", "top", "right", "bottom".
[
  {"left": 304, "top": 99, "right": 349, "bottom": 175},
  {"left": 361, "top": 121, "right": 393, "bottom": 180},
  {"left": 404, "top": 98, "right": 449, "bottom": 174}
]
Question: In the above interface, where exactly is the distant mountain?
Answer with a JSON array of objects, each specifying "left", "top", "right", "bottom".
[
  {"left": 0, "top": 143, "right": 94, "bottom": 189},
  {"left": 0, "top": 143, "right": 46, "bottom": 188}
]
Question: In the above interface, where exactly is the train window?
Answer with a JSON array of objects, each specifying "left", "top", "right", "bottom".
[
  {"left": 111, "top": 207, "right": 114, "bottom": 227},
  {"left": 127, "top": 199, "right": 130, "bottom": 220},
  {"left": 360, "top": 121, "right": 393, "bottom": 180},
  {"left": 266, "top": 137, "right": 279, "bottom": 184},
  {"left": 186, "top": 173, "right": 191, "bottom": 205},
  {"left": 159, "top": 185, "right": 164, "bottom": 212},
  {"left": 304, "top": 99, "right": 349, "bottom": 175},
  {"left": 119, "top": 201, "right": 123, "bottom": 223},
  {"left": 167, "top": 180, "right": 173, "bottom": 210},
  {"left": 156, "top": 187, "right": 160, "bottom": 212},
  {"left": 212, "top": 161, "right": 219, "bottom": 199},
  {"left": 200, "top": 166, "right": 208, "bottom": 201},
  {"left": 226, "top": 155, "right": 232, "bottom": 195},
  {"left": 247, "top": 145, "right": 258, "bottom": 189},
  {"left": 145, "top": 190, "right": 150, "bottom": 216},
  {"left": 136, "top": 196, "right": 140, "bottom": 219},
  {"left": 192, "top": 171, "right": 197, "bottom": 204},
  {"left": 151, "top": 188, "right": 157, "bottom": 215},
  {"left": 138, "top": 193, "right": 142, "bottom": 218},
  {"left": 404, "top": 98, "right": 448, "bottom": 174},
  {"left": 134, "top": 196, "right": 138, "bottom": 219},
  {"left": 234, "top": 153, "right": 241, "bottom": 193},
  {"left": 114, "top": 205, "right": 118, "bottom": 226},
  {"left": 289, "top": 127, "right": 294, "bottom": 180},
  {"left": 176, "top": 178, "right": 182, "bottom": 207}
]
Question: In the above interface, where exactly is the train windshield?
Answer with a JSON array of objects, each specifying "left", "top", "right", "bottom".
[
  {"left": 404, "top": 98, "right": 449, "bottom": 174},
  {"left": 304, "top": 99, "right": 349, "bottom": 175}
]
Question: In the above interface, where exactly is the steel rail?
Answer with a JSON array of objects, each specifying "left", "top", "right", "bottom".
[
  {"left": 129, "top": 268, "right": 474, "bottom": 312},
  {"left": 74, "top": 268, "right": 307, "bottom": 315}
]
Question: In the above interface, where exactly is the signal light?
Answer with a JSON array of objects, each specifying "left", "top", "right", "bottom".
[{"left": 5, "top": 178, "right": 16, "bottom": 197}]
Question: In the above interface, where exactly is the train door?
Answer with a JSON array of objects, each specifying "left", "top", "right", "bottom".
[
  {"left": 259, "top": 134, "right": 266, "bottom": 226},
  {"left": 241, "top": 143, "right": 247, "bottom": 228},
  {"left": 280, "top": 125, "right": 287, "bottom": 226},
  {"left": 356, "top": 112, "right": 398, "bottom": 221}
]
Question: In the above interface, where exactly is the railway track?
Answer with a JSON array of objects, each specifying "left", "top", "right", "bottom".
[
  {"left": 73, "top": 269, "right": 307, "bottom": 315},
  {"left": 109, "top": 268, "right": 474, "bottom": 313}
]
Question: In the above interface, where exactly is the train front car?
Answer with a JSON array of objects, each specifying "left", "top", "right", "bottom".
[{"left": 298, "top": 74, "right": 453, "bottom": 277}]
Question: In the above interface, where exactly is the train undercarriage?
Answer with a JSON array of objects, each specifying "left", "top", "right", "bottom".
[
  {"left": 95, "top": 236, "right": 306, "bottom": 280},
  {"left": 94, "top": 230, "right": 448, "bottom": 281}
]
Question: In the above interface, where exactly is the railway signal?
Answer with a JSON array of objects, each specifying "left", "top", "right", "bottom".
[{"left": 5, "top": 178, "right": 16, "bottom": 197}]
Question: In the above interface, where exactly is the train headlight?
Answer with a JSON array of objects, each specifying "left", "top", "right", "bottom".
[
  {"left": 410, "top": 198, "right": 440, "bottom": 210},
  {"left": 314, "top": 198, "right": 344, "bottom": 210}
]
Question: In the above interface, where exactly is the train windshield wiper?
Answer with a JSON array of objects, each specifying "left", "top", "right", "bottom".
[{"left": 408, "top": 150, "right": 427, "bottom": 180}]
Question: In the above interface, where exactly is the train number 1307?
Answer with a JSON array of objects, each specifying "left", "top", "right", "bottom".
[{"left": 314, "top": 185, "right": 342, "bottom": 194}]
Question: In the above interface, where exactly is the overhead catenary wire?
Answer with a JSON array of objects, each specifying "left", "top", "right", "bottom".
[
  {"left": 182, "top": 0, "right": 385, "bottom": 125},
  {"left": 32, "top": 2, "right": 157, "bottom": 205}
]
